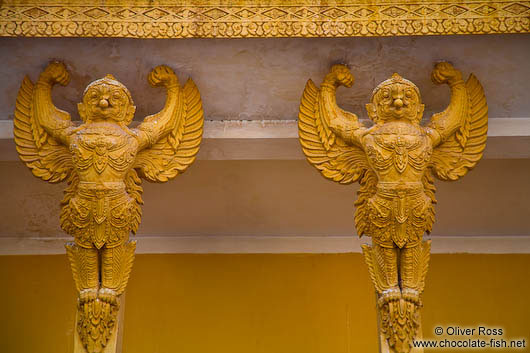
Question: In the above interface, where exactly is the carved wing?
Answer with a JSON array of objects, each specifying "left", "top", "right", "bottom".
[
  {"left": 125, "top": 169, "right": 143, "bottom": 234},
  {"left": 299, "top": 79, "right": 369, "bottom": 183},
  {"left": 429, "top": 74, "right": 488, "bottom": 181},
  {"left": 299, "top": 79, "right": 376, "bottom": 237},
  {"left": 421, "top": 170, "right": 437, "bottom": 234},
  {"left": 417, "top": 240, "right": 431, "bottom": 293},
  {"left": 134, "top": 79, "right": 203, "bottom": 182},
  {"left": 13, "top": 76, "right": 75, "bottom": 183}
]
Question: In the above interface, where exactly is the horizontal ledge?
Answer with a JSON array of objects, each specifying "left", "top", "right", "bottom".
[
  {"left": 0, "top": 119, "right": 300, "bottom": 140},
  {"left": 2, "top": 118, "right": 530, "bottom": 139},
  {"left": 0, "top": 235, "right": 529, "bottom": 256},
  {"left": 1, "top": 119, "right": 529, "bottom": 160}
]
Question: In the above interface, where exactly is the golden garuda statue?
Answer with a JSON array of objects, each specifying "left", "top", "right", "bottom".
[
  {"left": 298, "top": 62, "right": 487, "bottom": 352},
  {"left": 14, "top": 61, "right": 203, "bottom": 352}
]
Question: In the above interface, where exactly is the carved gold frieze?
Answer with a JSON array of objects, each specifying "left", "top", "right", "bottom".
[
  {"left": 298, "top": 62, "right": 487, "bottom": 352},
  {"left": 0, "top": 0, "right": 528, "bottom": 38},
  {"left": 13, "top": 62, "right": 204, "bottom": 352}
]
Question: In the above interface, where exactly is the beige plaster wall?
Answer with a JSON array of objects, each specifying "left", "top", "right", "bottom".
[
  {"left": 0, "top": 34, "right": 529, "bottom": 122},
  {"left": 1, "top": 159, "right": 529, "bottom": 239}
]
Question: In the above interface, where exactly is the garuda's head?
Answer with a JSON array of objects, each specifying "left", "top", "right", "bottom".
[
  {"left": 78, "top": 74, "right": 136, "bottom": 124},
  {"left": 366, "top": 73, "right": 425, "bottom": 124}
]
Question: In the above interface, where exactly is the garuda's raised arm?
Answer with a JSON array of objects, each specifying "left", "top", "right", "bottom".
[
  {"left": 318, "top": 65, "right": 367, "bottom": 148},
  {"left": 298, "top": 64, "right": 372, "bottom": 185},
  {"left": 426, "top": 62, "right": 488, "bottom": 180},
  {"left": 14, "top": 61, "right": 76, "bottom": 182},
  {"left": 132, "top": 65, "right": 204, "bottom": 182},
  {"left": 427, "top": 62, "right": 470, "bottom": 147},
  {"left": 26, "top": 62, "right": 75, "bottom": 145},
  {"left": 134, "top": 65, "right": 184, "bottom": 151},
  {"left": 298, "top": 64, "right": 374, "bottom": 235}
]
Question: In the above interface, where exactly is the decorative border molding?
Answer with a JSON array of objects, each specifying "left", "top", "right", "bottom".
[
  {"left": 0, "top": 1, "right": 528, "bottom": 38},
  {"left": 1, "top": 235, "right": 529, "bottom": 255}
]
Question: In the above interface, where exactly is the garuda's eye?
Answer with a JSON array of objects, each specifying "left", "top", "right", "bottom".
[
  {"left": 405, "top": 91, "right": 412, "bottom": 98},
  {"left": 382, "top": 90, "right": 390, "bottom": 98}
]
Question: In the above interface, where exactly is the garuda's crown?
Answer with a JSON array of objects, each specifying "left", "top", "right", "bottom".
[
  {"left": 83, "top": 74, "right": 133, "bottom": 104},
  {"left": 371, "top": 73, "right": 421, "bottom": 101}
]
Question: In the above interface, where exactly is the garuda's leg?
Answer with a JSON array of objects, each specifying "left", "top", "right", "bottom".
[
  {"left": 65, "top": 243, "right": 104, "bottom": 352},
  {"left": 375, "top": 242, "right": 400, "bottom": 304},
  {"left": 362, "top": 240, "right": 400, "bottom": 304},
  {"left": 100, "top": 240, "right": 137, "bottom": 303},
  {"left": 363, "top": 239, "right": 431, "bottom": 353},
  {"left": 65, "top": 240, "right": 136, "bottom": 353},
  {"left": 400, "top": 241, "right": 431, "bottom": 304},
  {"left": 369, "top": 240, "right": 431, "bottom": 353},
  {"left": 65, "top": 243, "right": 99, "bottom": 300}
]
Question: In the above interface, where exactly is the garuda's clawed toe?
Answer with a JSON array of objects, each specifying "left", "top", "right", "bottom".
[{"left": 98, "top": 287, "right": 119, "bottom": 306}]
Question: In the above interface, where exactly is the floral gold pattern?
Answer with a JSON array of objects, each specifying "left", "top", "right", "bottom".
[{"left": 0, "top": 1, "right": 528, "bottom": 38}]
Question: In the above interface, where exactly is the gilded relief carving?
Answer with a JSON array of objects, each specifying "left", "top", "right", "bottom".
[
  {"left": 0, "top": 1, "right": 528, "bottom": 38},
  {"left": 14, "top": 61, "right": 203, "bottom": 352},
  {"left": 298, "top": 62, "right": 487, "bottom": 352}
]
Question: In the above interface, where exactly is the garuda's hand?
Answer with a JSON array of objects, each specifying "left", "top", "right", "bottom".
[
  {"left": 40, "top": 61, "right": 70, "bottom": 86},
  {"left": 148, "top": 65, "right": 179, "bottom": 88},
  {"left": 431, "top": 62, "right": 462, "bottom": 85},
  {"left": 324, "top": 64, "right": 354, "bottom": 88}
]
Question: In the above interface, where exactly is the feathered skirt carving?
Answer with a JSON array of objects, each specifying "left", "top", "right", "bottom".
[
  {"left": 364, "top": 185, "right": 434, "bottom": 248},
  {"left": 61, "top": 185, "right": 135, "bottom": 249}
]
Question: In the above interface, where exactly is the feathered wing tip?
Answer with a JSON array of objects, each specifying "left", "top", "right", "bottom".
[
  {"left": 354, "top": 170, "right": 378, "bottom": 237},
  {"left": 418, "top": 240, "right": 431, "bottom": 293},
  {"left": 429, "top": 73, "right": 488, "bottom": 181},
  {"left": 133, "top": 78, "right": 204, "bottom": 183},
  {"left": 298, "top": 79, "right": 371, "bottom": 186},
  {"left": 421, "top": 170, "right": 437, "bottom": 235},
  {"left": 14, "top": 75, "right": 74, "bottom": 183},
  {"left": 125, "top": 169, "right": 143, "bottom": 234},
  {"left": 59, "top": 173, "right": 80, "bottom": 235}
]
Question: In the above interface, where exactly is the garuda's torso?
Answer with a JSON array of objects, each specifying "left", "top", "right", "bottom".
[
  {"left": 70, "top": 122, "right": 138, "bottom": 182},
  {"left": 364, "top": 120, "right": 432, "bottom": 182},
  {"left": 63, "top": 122, "right": 139, "bottom": 249},
  {"left": 362, "top": 120, "right": 435, "bottom": 248}
]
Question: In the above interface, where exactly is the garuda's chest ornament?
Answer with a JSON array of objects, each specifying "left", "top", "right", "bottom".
[
  {"left": 14, "top": 62, "right": 204, "bottom": 352},
  {"left": 298, "top": 62, "right": 487, "bottom": 353}
]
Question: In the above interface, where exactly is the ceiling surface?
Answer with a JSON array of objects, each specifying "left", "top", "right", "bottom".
[{"left": 0, "top": 34, "right": 529, "bottom": 122}]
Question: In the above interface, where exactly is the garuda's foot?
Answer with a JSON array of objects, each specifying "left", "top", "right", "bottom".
[
  {"left": 79, "top": 288, "right": 98, "bottom": 304},
  {"left": 77, "top": 288, "right": 119, "bottom": 352},
  {"left": 378, "top": 286, "right": 401, "bottom": 306},
  {"left": 402, "top": 287, "right": 421, "bottom": 305},
  {"left": 98, "top": 287, "right": 118, "bottom": 306}
]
